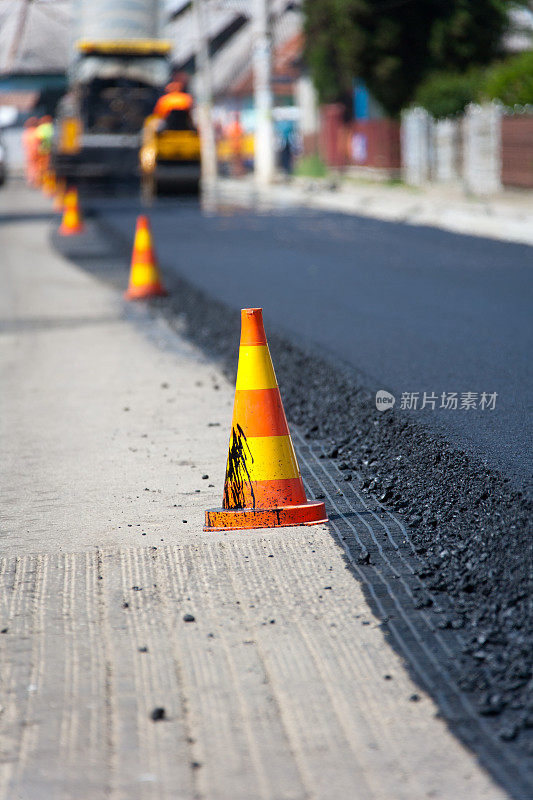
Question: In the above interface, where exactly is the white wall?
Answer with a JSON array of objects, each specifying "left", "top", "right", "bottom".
[
  {"left": 402, "top": 103, "right": 503, "bottom": 195},
  {"left": 401, "top": 107, "right": 432, "bottom": 185},
  {"left": 463, "top": 103, "right": 502, "bottom": 195}
]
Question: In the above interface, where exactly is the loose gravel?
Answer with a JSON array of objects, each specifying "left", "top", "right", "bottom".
[{"left": 157, "top": 272, "right": 533, "bottom": 765}]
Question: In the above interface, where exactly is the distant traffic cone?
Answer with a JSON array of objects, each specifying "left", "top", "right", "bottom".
[
  {"left": 124, "top": 215, "right": 167, "bottom": 300},
  {"left": 59, "top": 188, "right": 85, "bottom": 235},
  {"left": 205, "top": 308, "right": 328, "bottom": 531},
  {"left": 43, "top": 170, "right": 56, "bottom": 197},
  {"left": 53, "top": 179, "right": 66, "bottom": 212}
]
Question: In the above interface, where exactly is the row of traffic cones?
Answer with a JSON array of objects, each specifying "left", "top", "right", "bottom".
[
  {"left": 49, "top": 178, "right": 324, "bottom": 532},
  {"left": 120, "top": 220, "right": 325, "bottom": 530},
  {"left": 43, "top": 172, "right": 84, "bottom": 235},
  {"left": 54, "top": 184, "right": 165, "bottom": 299},
  {"left": 120, "top": 219, "right": 324, "bottom": 529},
  {"left": 35, "top": 166, "right": 82, "bottom": 236}
]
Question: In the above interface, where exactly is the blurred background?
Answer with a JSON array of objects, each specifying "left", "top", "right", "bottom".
[{"left": 0, "top": 0, "right": 532, "bottom": 192}]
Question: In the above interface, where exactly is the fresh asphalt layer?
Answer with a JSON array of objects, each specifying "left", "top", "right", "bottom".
[{"left": 94, "top": 196, "right": 532, "bottom": 488}]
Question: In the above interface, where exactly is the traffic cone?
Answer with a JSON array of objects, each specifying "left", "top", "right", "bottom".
[
  {"left": 124, "top": 215, "right": 167, "bottom": 300},
  {"left": 53, "top": 179, "right": 66, "bottom": 212},
  {"left": 43, "top": 171, "right": 56, "bottom": 197},
  {"left": 59, "top": 188, "right": 85, "bottom": 235},
  {"left": 205, "top": 308, "right": 328, "bottom": 531}
]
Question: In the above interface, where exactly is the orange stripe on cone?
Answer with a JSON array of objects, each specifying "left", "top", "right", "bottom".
[
  {"left": 43, "top": 171, "right": 56, "bottom": 197},
  {"left": 124, "top": 215, "right": 167, "bottom": 300},
  {"left": 59, "top": 188, "right": 85, "bottom": 235},
  {"left": 232, "top": 388, "right": 289, "bottom": 438},
  {"left": 204, "top": 308, "right": 327, "bottom": 532}
]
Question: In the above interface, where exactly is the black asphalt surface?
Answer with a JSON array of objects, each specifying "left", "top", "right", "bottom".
[{"left": 99, "top": 198, "right": 532, "bottom": 487}]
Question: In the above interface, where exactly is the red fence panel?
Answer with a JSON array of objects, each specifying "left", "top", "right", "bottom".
[
  {"left": 318, "top": 109, "right": 401, "bottom": 172},
  {"left": 349, "top": 119, "right": 401, "bottom": 169},
  {"left": 501, "top": 115, "right": 533, "bottom": 189},
  {"left": 319, "top": 104, "right": 345, "bottom": 167}
]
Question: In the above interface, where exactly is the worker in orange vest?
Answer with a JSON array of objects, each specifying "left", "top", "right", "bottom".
[
  {"left": 227, "top": 112, "right": 244, "bottom": 177},
  {"left": 35, "top": 115, "right": 54, "bottom": 185},
  {"left": 153, "top": 81, "right": 193, "bottom": 121},
  {"left": 22, "top": 117, "right": 39, "bottom": 186}
]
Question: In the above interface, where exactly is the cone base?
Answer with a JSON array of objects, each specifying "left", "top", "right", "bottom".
[
  {"left": 59, "top": 224, "right": 85, "bottom": 236},
  {"left": 124, "top": 285, "right": 167, "bottom": 300},
  {"left": 204, "top": 501, "right": 327, "bottom": 532}
]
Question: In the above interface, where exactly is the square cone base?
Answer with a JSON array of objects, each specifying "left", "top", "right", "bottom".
[{"left": 204, "top": 501, "right": 327, "bottom": 532}]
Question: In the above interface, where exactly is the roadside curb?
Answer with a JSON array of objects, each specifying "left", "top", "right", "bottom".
[{"left": 210, "top": 177, "right": 533, "bottom": 247}]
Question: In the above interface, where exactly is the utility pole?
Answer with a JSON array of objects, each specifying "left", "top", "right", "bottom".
[
  {"left": 253, "top": 0, "right": 275, "bottom": 185},
  {"left": 6, "top": 0, "right": 32, "bottom": 73},
  {"left": 193, "top": 0, "right": 218, "bottom": 187}
]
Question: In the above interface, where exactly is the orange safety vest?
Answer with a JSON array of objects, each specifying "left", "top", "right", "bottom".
[
  {"left": 24, "top": 127, "right": 39, "bottom": 158},
  {"left": 153, "top": 91, "right": 193, "bottom": 118}
]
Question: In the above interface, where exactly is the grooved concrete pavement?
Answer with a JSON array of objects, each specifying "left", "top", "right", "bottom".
[{"left": 0, "top": 183, "right": 507, "bottom": 799}]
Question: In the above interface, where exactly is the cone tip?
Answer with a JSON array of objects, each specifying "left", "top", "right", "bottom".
[{"left": 240, "top": 308, "right": 266, "bottom": 345}]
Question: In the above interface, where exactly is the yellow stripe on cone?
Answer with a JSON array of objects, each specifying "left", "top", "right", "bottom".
[
  {"left": 43, "top": 171, "right": 56, "bottom": 197},
  {"left": 235, "top": 345, "right": 278, "bottom": 390},
  {"left": 124, "top": 215, "right": 167, "bottom": 300}
]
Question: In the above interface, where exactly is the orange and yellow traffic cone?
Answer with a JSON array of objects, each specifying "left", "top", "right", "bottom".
[
  {"left": 53, "top": 179, "right": 66, "bottom": 212},
  {"left": 124, "top": 215, "right": 167, "bottom": 300},
  {"left": 59, "top": 188, "right": 85, "bottom": 235},
  {"left": 204, "top": 308, "right": 328, "bottom": 531},
  {"left": 43, "top": 170, "right": 56, "bottom": 197}
]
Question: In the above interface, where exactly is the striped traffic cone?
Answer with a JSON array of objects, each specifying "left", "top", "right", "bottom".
[
  {"left": 204, "top": 308, "right": 328, "bottom": 531},
  {"left": 43, "top": 170, "right": 56, "bottom": 197},
  {"left": 124, "top": 215, "right": 167, "bottom": 300},
  {"left": 59, "top": 188, "right": 85, "bottom": 235}
]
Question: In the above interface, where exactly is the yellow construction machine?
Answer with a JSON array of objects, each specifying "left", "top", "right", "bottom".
[{"left": 140, "top": 101, "right": 201, "bottom": 199}]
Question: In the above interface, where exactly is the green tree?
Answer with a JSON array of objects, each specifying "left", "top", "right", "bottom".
[
  {"left": 304, "top": 0, "right": 514, "bottom": 116},
  {"left": 484, "top": 51, "right": 533, "bottom": 106},
  {"left": 414, "top": 69, "right": 485, "bottom": 119}
]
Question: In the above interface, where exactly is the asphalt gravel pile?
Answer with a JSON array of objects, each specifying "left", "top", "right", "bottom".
[
  {"left": 53, "top": 213, "right": 532, "bottom": 768},
  {"left": 157, "top": 275, "right": 533, "bottom": 761}
]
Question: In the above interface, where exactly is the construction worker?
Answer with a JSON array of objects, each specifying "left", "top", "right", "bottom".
[
  {"left": 153, "top": 80, "right": 193, "bottom": 121},
  {"left": 35, "top": 115, "right": 54, "bottom": 185},
  {"left": 21, "top": 117, "right": 39, "bottom": 186}
]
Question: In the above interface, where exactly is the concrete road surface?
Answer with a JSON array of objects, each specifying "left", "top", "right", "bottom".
[{"left": 0, "top": 183, "right": 509, "bottom": 799}]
